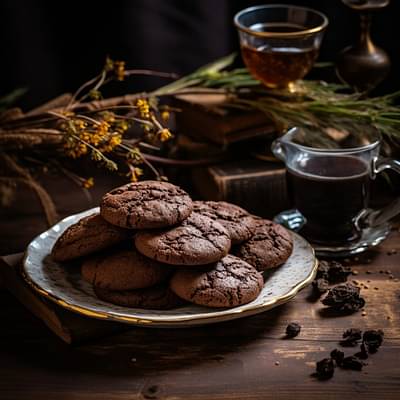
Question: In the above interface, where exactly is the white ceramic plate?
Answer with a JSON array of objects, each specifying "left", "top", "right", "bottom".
[{"left": 23, "top": 208, "right": 317, "bottom": 327}]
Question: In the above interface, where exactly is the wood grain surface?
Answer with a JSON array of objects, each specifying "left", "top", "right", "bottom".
[
  {"left": 1, "top": 172, "right": 400, "bottom": 400},
  {"left": 1, "top": 228, "right": 399, "bottom": 399}
]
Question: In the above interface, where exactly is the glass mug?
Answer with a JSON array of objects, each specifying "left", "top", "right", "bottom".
[
  {"left": 234, "top": 4, "right": 328, "bottom": 88},
  {"left": 272, "top": 127, "right": 400, "bottom": 246}
]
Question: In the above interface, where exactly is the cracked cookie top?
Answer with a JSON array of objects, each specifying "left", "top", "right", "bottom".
[
  {"left": 234, "top": 219, "right": 293, "bottom": 271},
  {"left": 134, "top": 212, "right": 231, "bottom": 265},
  {"left": 170, "top": 255, "right": 264, "bottom": 308},
  {"left": 192, "top": 201, "right": 256, "bottom": 244},
  {"left": 81, "top": 248, "right": 173, "bottom": 291},
  {"left": 100, "top": 181, "right": 193, "bottom": 229},
  {"left": 51, "top": 213, "right": 128, "bottom": 262}
]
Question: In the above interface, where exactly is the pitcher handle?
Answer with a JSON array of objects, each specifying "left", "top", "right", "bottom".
[
  {"left": 271, "top": 139, "right": 286, "bottom": 161},
  {"left": 357, "top": 157, "right": 400, "bottom": 228}
]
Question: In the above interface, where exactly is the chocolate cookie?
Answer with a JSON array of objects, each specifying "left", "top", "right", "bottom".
[
  {"left": 100, "top": 181, "right": 193, "bottom": 229},
  {"left": 193, "top": 201, "right": 256, "bottom": 244},
  {"left": 51, "top": 213, "right": 128, "bottom": 262},
  {"left": 81, "top": 249, "right": 172, "bottom": 290},
  {"left": 170, "top": 255, "right": 264, "bottom": 308},
  {"left": 94, "top": 284, "right": 183, "bottom": 310},
  {"left": 135, "top": 212, "right": 231, "bottom": 265},
  {"left": 235, "top": 219, "right": 293, "bottom": 271}
]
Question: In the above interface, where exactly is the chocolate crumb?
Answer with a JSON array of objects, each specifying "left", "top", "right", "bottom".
[
  {"left": 387, "top": 249, "right": 397, "bottom": 255},
  {"left": 366, "top": 270, "right": 373, "bottom": 274},
  {"left": 275, "top": 361, "right": 280, "bottom": 366},
  {"left": 315, "top": 358, "right": 335, "bottom": 380},
  {"left": 352, "top": 270, "right": 359, "bottom": 275},
  {"left": 341, "top": 356, "right": 364, "bottom": 370},
  {"left": 363, "top": 330, "right": 384, "bottom": 353},
  {"left": 312, "top": 278, "right": 329, "bottom": 296},
  {"left": 341, "top": 328, "right": 362, "bottom": 346},
  {"left": 389, "top": 274, "right": 394, "bottom": 279},
  {"left": 286, "top": 322, "right": 301, "bottom": 338},
  {"left": 330, "top": 349, "right": 344, "bottom": 365},
  {"left": 354, "top": 343, "right": 369, "bottom": 360},
  {"left": 374, "top": 287, "right": 379, "bottom": 290},
  {"left": 362, "top": 312, "right": 367, "bottom": 316},
  {"left": 317, "top": 260, "right": 352, "bottom": 283},
  {"left": 322, "top": 283, "right": 365, "bottom": 313}
]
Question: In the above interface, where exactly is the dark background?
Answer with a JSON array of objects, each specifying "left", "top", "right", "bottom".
[{"left": 0, "top": 0, "right": 399, "bottom": 109}]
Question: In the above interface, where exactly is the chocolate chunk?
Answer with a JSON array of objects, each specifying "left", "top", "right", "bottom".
[
  {"left": 321, "top": 283, "right": 365, "bottom": 313},
  {"left": 285, "top": 322, "right": 301, "bottom": 338},
  {"left": 316, "top": 260, "right": 331, "bottom": 280},
  {"left": 315, "top": 358, "right": 335, "bottom": 380},
  {"left": 327, "top": 261, "right": 352, "bottom": 283},
  {"left": 317, "top": 260, "right": 351, "bottom": 283},
  {"left": 312, "top": 278, "right": 329, "bottom": 296},
  {"left": 340, "top": 297, "right": 365, "bottom": 313},
  {"left": 341, "top": 356, "right": 364, "bottom": 370},
  {"left": 341, "top": 328, "right": 362, "bottom": 346},
  {"left": 363, "top": 330, "right": 384, "bottom": 353},
  {"left": 354, "top": 343, "right": 369, "bottom": 360},
  {"left": 330, "top": 349, "right": 345, "bottom": 365}
]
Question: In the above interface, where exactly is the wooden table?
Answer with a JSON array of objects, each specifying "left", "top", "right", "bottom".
[{"left": 1, "top": 180, "right": 399, "bottom": 400}]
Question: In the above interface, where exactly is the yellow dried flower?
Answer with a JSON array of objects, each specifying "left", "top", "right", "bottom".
[
  {"left": 158, "top": 128, "right": 172, "bottom": 142},
  {"left": 114, "top": 60, "right": 126, "bottom": 81},
  {"left": 116, "top": 120, "right": 129, "bottom": 133},
  {"left": 104, "top": 56, "right": 114, "bottom": 72},
  {"left": 96, "top": 121, "right": 110, "bottom": 135},
  {"left": 99, "top": 134, "right": 122, "bottom": 153},
  {"left": 73, "top": 119, "right": 87, "bottom": 130},
  {"left": 130, "top": 167, "right": 143, "bottom": 182},
  {"left": 79, "top": 131, "right": 91, "bottom": 142},
  {"left": 136, "top": 99, "right": 151, "bottom": 119},
  {"left": 109, "top": 135, "right": 122, "bottom": 147},
  {"left": 161, "top": 111, "right": 170, "bottom": 121},
  {"left": 63, "top": 138, "right": 88, "bottom": 158},
  {"left": 90, "top": 134, "right": 102, "bottom": 146},
  {"left": 89, "top": 89, "right": 102, "bottom": 100},
  {"left": 101, "top": 111, "right": 115, "bottom": 123},
  {"left": 82, "top": 177, "right": 94, "bottom": 189}
]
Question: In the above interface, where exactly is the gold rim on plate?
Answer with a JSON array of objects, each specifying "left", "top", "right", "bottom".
[{"left": 22, "top": 208, "right": 318, "bottom": 327}]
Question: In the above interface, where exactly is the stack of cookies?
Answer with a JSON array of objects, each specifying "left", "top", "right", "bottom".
[{"left": 51, "top": 181, "right": 293, "bottom": 310}]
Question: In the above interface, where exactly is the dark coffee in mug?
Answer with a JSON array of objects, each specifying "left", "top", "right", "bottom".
[{"left": 287, "top": 155, "right": 370, "bottom": 244}]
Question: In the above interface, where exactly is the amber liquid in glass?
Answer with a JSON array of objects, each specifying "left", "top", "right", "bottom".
[{"left": 241, "top": 23, "right": 318, "bottom": 87}]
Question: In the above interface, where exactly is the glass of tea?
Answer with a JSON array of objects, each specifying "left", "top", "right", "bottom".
[
  {"left": 272, "top": 127, "right": 400, "bottom": 249},
  {"left": 234, "top": 5, "right": 328, "bottom": 88}
]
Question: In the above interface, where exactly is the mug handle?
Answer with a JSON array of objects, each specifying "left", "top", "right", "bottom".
[{"left": 356, "top": 156, "right": 400, "bottom": 228}]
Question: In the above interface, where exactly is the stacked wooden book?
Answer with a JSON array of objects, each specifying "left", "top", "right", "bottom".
[{"left": 174, "top": 96, "right": 289, "bottom": 217}]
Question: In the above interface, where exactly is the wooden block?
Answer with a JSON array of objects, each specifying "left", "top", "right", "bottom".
[
  {"left": 0, "top": 254, "right": 129, "bottom": 344},
  {"left": 192, "top": 159, "right": 290, "bottom": 218}
]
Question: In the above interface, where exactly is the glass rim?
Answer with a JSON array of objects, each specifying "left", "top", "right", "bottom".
[
  {"left": 282, "top": 127, "right": 381, "bottom": 154},
  {"left": 234, "top": 4, "right": 329, "bottom": 38}
]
